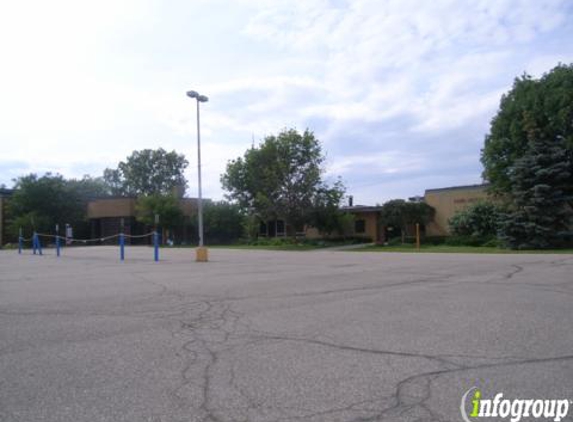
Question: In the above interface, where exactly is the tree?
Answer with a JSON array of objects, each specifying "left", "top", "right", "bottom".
[
  {"left": 404, "top": 202, "right": 435, "bottom": 226},
  {"left": 135, "top": 194, "right": 184, "bottom": 242},
  {"left": 203, "top": 201, "right": 245, "bottom": 244},
  {"left": 241, "top": 214, "right": 260, "bottom": 242},
  {"left": 481, "top": 64, "right": 573, "bottom": 197},
  {"left": 379, "top": 199, "right": 435, "bottom": 243},
  {"left": 104, "top": 148, "right": 189, "bottom": 196},
  {"left": 499, "top": 123, "right": 572, "bottom": 249},
  {"left": 481, "top": 64, "right": 573, "bottom": 248},
  {"left": 7, "top": 173, "right": 86, "bottom": 238},
  {"left": 67, "top": 175, "right": 110, "bottom": 199},
  {"left": 221, "top": 128, "right": 343, "bottom": 234},
  {"left": 307, "top": 180, "right": 347, "bottom": 236}
]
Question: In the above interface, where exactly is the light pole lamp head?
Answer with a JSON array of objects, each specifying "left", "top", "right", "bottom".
[
  {"left": 186, "top": 90, "right": 199, "bottom": 99},
  {"left": 197, "top": 94, "right": 209, "bottom": 103}
]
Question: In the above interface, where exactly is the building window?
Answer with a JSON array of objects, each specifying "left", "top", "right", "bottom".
[
  {"left": 355, "top": 219, "right": 366, "bottom": 234},
  {"left": 276, "top": 220, "right": 285, "bottom": 235},
  {"left": 294, "top": 223, "right": 305, "bottom": 236}
]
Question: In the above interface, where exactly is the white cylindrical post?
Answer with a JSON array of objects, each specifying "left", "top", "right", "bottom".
[{"left": 197, "top": 101, "right": 204, "bottom": 248}]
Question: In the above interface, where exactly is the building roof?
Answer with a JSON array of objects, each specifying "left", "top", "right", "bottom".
[
  {"left": 340, "top": 205, "right": 384, "bottom": 213},
  {"left": 424, "top": 183, "right": 489, "bottom": 194},
  {"left": 0, "top": 188, "right": 14, "bottom": 197},
  {"left": 87, "top": 196, "right": 202, "bottom": 219}
]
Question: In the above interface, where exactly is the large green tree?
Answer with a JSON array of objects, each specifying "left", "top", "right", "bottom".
[
  {"left": 203, "top": 201, "right": 245, "bottom": 244},
  {"left": 307, "top": 180, "right": 347, "bottom": 236},
  {"left": 135, "top": 193, "right": 185, "bottom": 244},
  {"left": 104, "top": 148, "right": 189, "bottom": 196},
  {"left": 481, "top": 64, "right": 573, "bottom": 248},
  {"left": 7, "top": 173, "right": 103, "bottom": 239},
  {"left": 221, "top": 128, "right": 343, "bottom": 233},
  {"left": 135, "top": 194, "right": 184, "bottom": 231},
  {"left": 499, "top": 122, "right": 572, "bottom": 249},
  {"left": 68, "top": 175, "right": 110, "bottom": 199},
  {"left": 481, "top": 64, "right": 573, "bottom": 195},
  {"left": 379, "top": 199, "right": 435, "bottom": 243}
]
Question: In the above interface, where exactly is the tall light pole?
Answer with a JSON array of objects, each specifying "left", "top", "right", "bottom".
[{"left": 186, "top": 89, "right": 209, "bottom": 261}]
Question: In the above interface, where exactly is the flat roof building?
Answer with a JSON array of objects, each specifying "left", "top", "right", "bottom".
[
  {"left": 424, "top": 184, "right": 490, "bottom": 236},
  {"left": 87, "top": 197, "right": 199, "bottom": 244}
]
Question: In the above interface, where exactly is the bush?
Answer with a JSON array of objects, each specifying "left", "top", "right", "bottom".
[
  {"left": 240, "top": 237, "right": 293, "bottom": 247},
  {"left": 387, "top": 237, "right": 403, "bottom": 246},
  {"left": 449, "top": 201, "right": 502, "bottom": 238},
  {"left": 445, "top": 235, "right": 496, "bottom": 247},
  {"left": 422, "top": 236, "right": 447, "bottom": 245},
  {"left": 481, "top": 238, "right": 502, "bottom": 248},
  {"left": 314, "top": 236, "right": 371, "bottom": 245},
  {"left": 384, "top": 236, "right": 445, "bottom": 246},
  {"left": 238, "top": 236, "right": 372, "bottom": 248}
]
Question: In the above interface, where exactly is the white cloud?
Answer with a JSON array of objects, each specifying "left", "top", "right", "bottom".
[
  {"left": 327, "top": 150, "right": 425, "bottom": 176},
  {"left": 0, "top": 0, "right": 571, "bottom": 204}
]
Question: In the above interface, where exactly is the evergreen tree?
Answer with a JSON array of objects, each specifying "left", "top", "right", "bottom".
[
  {"left": 500, "top": 121, "right": 573, "bottom": 249},
  {"left": 481, "top": 64, "right": 573, "bottom": 248}
]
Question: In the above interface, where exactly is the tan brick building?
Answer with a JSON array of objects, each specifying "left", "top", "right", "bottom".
[
  {"left": 424, "top": 184, "right": 490, "bottom": 236},
  {"left": 87, "top": 197, "right": 199, "bottom": 244},
  {"left": 1, "top": 184, "right": 492, "bottom": 246},
  {"left": 307, "top": 184, "right": 491, "bottom": 242},
  {"left": 304, "top": 205, "right": 384, "bottom": 242}
]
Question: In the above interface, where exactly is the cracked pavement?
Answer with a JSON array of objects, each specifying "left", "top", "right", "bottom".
[{"left": 0, "top": 247, "right": 572, "bottom": 421}]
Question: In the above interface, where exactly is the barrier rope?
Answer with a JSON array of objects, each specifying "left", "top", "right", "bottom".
[
  {"left": 19, "top": 231, "right": 160, "bottom": 262},
  {"left": 34, "top": 234, "right": 116, "bottom": 244},
  {"left": 124, "top": 232, "right": 155, "bottom": 239},
  {"left": 35, "top": 232, "right": 154, "bottom": 243}
]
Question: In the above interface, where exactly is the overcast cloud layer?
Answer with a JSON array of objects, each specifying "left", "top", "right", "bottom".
[{"left": 0, "top": 0, "right": 571, "bottom": 204}]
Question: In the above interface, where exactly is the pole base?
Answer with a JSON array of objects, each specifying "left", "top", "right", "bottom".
[{"left": 196, "top": 246, "right": 209, "bottom": 262}]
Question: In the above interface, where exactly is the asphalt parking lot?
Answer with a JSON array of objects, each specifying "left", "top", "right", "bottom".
[{"left": 1, "top": 246, "right": 572, "bottom": 422}]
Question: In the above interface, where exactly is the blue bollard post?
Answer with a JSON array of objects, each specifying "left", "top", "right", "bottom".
[
  {"left": 120, "top": 233, "right": 125, "bottom": 261},
  {"left": 154, "top": 231, "right": 159, "bottom": 262},
  {"left": 56, "top": 225, "right": 60, "bottom": 258},
  {"left": 153, "top": 215, "right": 159, "bottom": 263},
  {"left": 37, "top": 234, "right": 43, "bottom": 256}
]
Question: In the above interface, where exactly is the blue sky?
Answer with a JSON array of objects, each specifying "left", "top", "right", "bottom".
[{"left": 0, "top": 0, "right": 572, "bottom": 204}]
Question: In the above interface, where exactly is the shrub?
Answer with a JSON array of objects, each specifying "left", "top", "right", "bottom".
[
  {"left": 449, "top": 201, "right": 502, "bottom": 238},
  {"left": 422, "top": 236, "right": 447, "bottom": 245},
  {"left": 445, "top": 235, "right": 496, "bottom": 247},
  {"left": 387, "top": 237, "right": 403, "bottom": 246},
  {"left": 481, "top": 238, "right": 502, "bottom": 248}
]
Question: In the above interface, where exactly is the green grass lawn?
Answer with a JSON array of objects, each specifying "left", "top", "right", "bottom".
[
  {"left": 357, "top": 244, "right": 573, "bottom": 254},
  {"left": 208, "top": 243, "right": 324, "bottom": 251},
  {"left": 168, "top": 240, "right": 360, "bottom": 251},
  {"left": 163, "top": 242, "right": 573, "bottom": 254}
]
